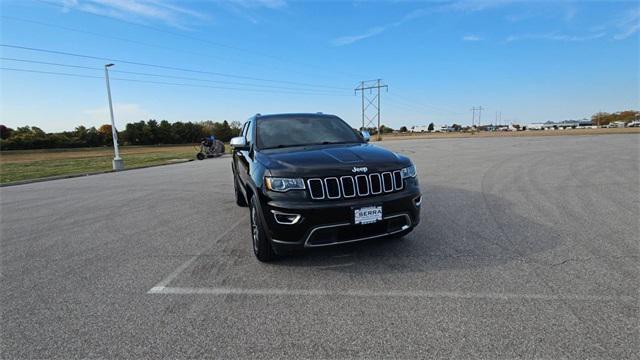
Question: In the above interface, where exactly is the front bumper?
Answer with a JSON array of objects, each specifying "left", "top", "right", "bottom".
[{"left": 259, "top": 188, "right": 422, "bottom": 248}]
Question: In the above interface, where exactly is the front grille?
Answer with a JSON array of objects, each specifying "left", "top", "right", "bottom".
[{"left": 307, "top": 170, "right": 403, "bottom": 200}]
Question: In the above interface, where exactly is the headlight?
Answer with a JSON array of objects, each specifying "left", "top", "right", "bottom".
[
  {"left": 265, "top": 177, "right": 306, "bottom": 192},
  {"left": 400, "top": 164, "right": 417, "bottom": 179}
]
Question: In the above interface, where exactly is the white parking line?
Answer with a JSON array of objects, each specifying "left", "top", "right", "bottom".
[
  {"left": 149, "top": 216, "right": 246, "bottom": 293},
  {"left": 148, "top": 286, "right": 634, "bottom": 302},
  {"left": 147, "top": 215, "right": 633, "bottom": 304}
]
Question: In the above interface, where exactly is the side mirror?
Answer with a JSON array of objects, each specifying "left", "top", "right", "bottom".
[
  {"left": 360, "top": 130, "right": 371, "bottom": 142},
  {"left": 230, "top": 136, "right": 249, "bottom": 150}
]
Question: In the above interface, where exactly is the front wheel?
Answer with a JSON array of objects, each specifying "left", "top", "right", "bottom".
[{"left": 250, "top": 196, "right": 276, "bottom": 262}]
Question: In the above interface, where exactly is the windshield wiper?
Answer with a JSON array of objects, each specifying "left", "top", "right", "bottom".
[
  {"left": 307, "top": 141, "right": 357, "bottom": 146},
  {"left": 262, "top": 141, "right": 359, "bottom": 149},
  {"left": 261, "top": 144, "right": 306, "bottom": 149}
]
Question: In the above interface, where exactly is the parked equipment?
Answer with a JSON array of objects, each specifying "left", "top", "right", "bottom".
[{"left": 197, "top": 138, "right": 225, "bottom": 160}]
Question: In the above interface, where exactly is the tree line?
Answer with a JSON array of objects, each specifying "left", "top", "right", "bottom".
[
  {"left": 591, "top": 110, "right": 639, "bottom": 126},
  {"left": 0, "top": 120, "right": 242, "bottom": 151}
]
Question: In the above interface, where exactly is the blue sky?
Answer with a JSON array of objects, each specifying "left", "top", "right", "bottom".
[{"left": 1, "top": 0, "right": 638, "bottom": 132}]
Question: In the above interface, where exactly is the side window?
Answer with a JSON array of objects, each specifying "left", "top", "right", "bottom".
[
  {"left": 245, "top": 121, "right": 254, "bottom": 144},
  {"left": 240, "top": 122, "right": 249, "bottom": 140}
]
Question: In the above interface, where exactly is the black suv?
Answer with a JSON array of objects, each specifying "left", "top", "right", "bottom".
[{"left": 231, "top": 113, "right": 421, "bottom": 262}]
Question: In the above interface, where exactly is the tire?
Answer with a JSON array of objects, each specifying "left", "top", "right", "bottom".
[
  {"left": 212, "top": 140, "right": 225, "bottom": 157},
  {"left": 234, "top": 177, "right": 248, "bottom": 207},
  {"left": 250, "top": 196, "right": 276, "bottom": 262},
  {"left": 196, "top": 152, "right": 205, "bottom": 160}
]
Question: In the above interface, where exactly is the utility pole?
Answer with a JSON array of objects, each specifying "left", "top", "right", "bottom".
[
  {"left": 471, "top": 107, "right": 476, "bottom": 127},
  {"left": 471, "top": 106, "right": 484, "bottom": 127},
  {"left": 104, "top": 63, "right": 124, "bottom": 171},
  {"left": 355, "top": 79, "right": 388, "bottom": 141},
  {"left": 359, "top": 81, "right": 365, "bottom": 131}
]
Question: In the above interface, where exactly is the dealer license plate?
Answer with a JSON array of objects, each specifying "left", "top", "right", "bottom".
[{"left": 354, "top": 206, "right": 383, "bottom": 225}]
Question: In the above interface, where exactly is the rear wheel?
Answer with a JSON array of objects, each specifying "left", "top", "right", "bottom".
[{"left": 250, "top": 196, "right": 276, "bottom": 262}]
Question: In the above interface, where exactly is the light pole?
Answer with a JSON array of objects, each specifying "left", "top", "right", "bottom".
[{"left": 104, "top": 63, "right": 124, "bottom": 171}]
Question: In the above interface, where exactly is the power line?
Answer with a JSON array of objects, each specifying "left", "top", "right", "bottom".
[
  {"left": 0, "top": 15, "right": 355, "bottom": 82},
  {"left": 0, "top": 44, "right": 351, "bottom": 91},
  {"left": 389, "top": 92, "right": 464, "bottom": 115},
  {"left": 0, "top": 67, "right": 353, "bottom": 97},
  {"left": 31, "top": 0, "right": 365, "bottom": 80},
  {"left": 386, "top": 93, "right": 463, "bottom": 116},
  {"left": 0, "top": 57, "right": 347, "bottom": 94}
]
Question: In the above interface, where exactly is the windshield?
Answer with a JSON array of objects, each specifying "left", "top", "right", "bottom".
[{"left": 256, "top": 116, "right": 363, "bottom": 149}]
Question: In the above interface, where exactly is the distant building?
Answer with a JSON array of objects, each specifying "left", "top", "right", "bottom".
[
  {"left": 410, "top": 125, "right": 431, "bottom": 132},
  {"left": 524, "top": 120, "right": 594, "bottom": 130},
  {"left": 410, "top": 124, "right": 451, "bottom": 132}
]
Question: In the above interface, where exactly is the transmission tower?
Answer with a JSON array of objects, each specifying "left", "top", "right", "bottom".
[
  {"left": 355, "top": 79, "right": 388, "bottom": 140},
  {"left": 471, "top": 106, "right": 484, "bottom": 127},
  {"left": 471, "top": 107, "right": 476, "bottom": 127}
]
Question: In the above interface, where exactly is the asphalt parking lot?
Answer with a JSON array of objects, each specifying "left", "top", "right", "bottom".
[{"left": 1, "top": 134, "right": 638, "bottom": 359}]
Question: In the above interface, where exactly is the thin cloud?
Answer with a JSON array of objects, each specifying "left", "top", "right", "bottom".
[
  {"left": 441, "top": 0, "right": 514, "bottom": 13},
  {"left": 58, "top": 0, "right": 208, "bottom": 28},
  {"left": 462, "top": 34, "right": 482, "bottom": 41},
  {"left": 229, "top": 0, "right": 287, "bottom": 9},
  {"left": 332, "top": 26, "right": 387, "bottom": 46},
  {"left": 84, "top": 103, "right": 153, "bottom": 126},
  {"left": 614, "top": 22, "right": 639, "bottom": 40},
  {"left": 506, "top": 32, "right": 606, "bottom": 43},
  {"left": 331, "top": 8, "right": 434, "bottom": 47},
  {"left": 216, "top": 0, "right": 287, "bottom": 24},
  {"left": 331, "top": 0, "right": 511, "bottom": 46},
  {"left": 613, "top": 8, "right": 640, "bottom": 40}
]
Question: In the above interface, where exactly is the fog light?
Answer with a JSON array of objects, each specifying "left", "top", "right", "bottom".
[
  {"left": 414, "top": 196, "right": 422, "bottom": 207},
  {"left": 271, "top": 210, "right": 302, "bottom": 225}
]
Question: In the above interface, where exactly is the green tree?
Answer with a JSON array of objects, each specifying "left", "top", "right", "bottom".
[
  {"left": 379, "top": 125, "right": 394, "bottom": 134},
  {"left": 0, "top": 125, "right": 13, "bottom": 139},
  {"left": 98, "top": 124, "right": 113, "bottom": 145},
  {"left": 157, "top": 120, "right": 174, "bottom": 144},
  {"left": 211, "top": 120, "right": 234, "bottom": 142},
  {"left": 141, "top": 119, "right": 159, "bottom": 145}
]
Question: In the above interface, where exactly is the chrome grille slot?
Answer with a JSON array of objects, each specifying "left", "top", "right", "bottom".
[
  {"left": 393, "top": 170, "right": 403, "bottom": 190},
  {"left": 324, "top": 177, "right": 341, "bottom": 199},
  {"left": 307, "top": 170, "right": 404, "bottom": 200},
  {"left": 355, "top": 175, "right": 369, "bottom": 196},
  {"left": 369, "top": 173, "right": 382, "bottom": 194},
  {"left": 382, "top": 172, "right": 393, "bottom": 192},
  {"left": 307, "top": 178, "right": 325, "bottom": 199},
  {"left": 340, "top": 176, "right": 356, "bottom": 198}
]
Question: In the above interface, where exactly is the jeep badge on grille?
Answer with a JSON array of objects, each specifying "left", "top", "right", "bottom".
[{"left": 352, "top": 166, "right": 368, "bottom": 173}]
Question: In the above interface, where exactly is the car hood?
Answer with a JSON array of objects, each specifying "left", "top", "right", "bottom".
[{"left": 256, "top": 143, "right": 411, "bottom": 176}]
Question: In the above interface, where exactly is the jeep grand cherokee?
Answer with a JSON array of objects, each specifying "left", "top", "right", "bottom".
[{"left": 230, "top": 113, "right": 421, "bottom": 262}]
